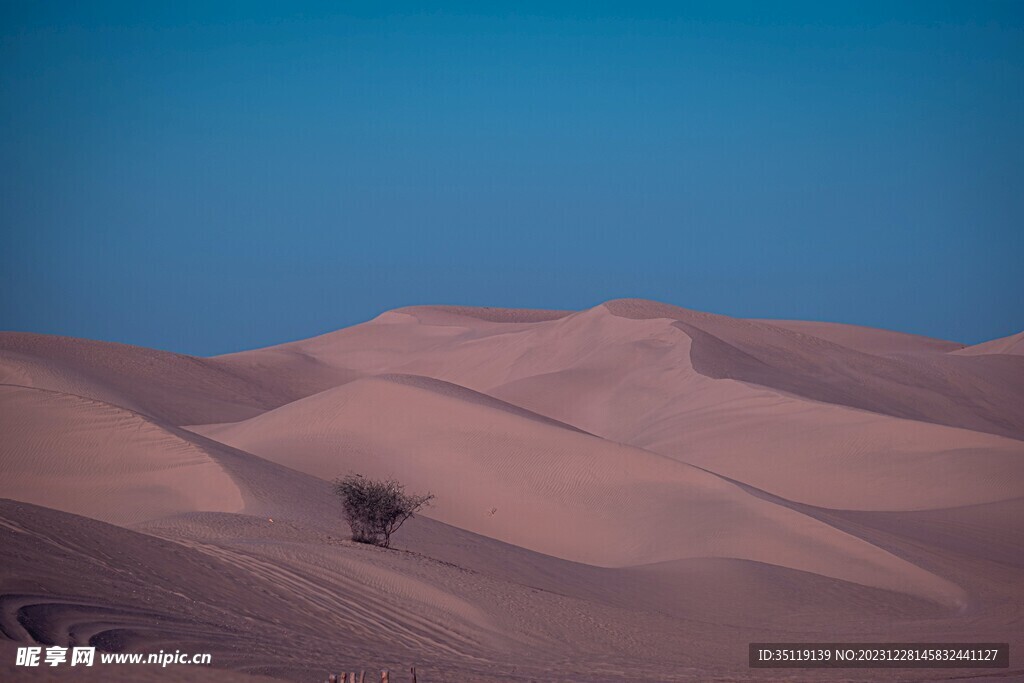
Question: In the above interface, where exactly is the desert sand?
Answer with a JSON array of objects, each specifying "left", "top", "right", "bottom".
[{"left": 1, "top": 299, "right": 1022, "bottom": 681}]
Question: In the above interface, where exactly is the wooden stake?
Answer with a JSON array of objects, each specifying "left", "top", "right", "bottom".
[
  {"left": 410, "top": 666, "right": 417, "bottom": 683},
  {"left": 381, "top": 671, "right": 390, "bottom": 683},
  {"left": 358, "top": 672, "right": 366, "bottom": 683}
]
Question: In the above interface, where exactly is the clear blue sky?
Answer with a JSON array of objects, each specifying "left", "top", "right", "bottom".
[{"left": 2, "top": 2, "right": 1022, "bottom": 354}]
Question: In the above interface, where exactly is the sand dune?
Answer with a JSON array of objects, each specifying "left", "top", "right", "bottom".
[
  {"left": 603, "top": 299, "right": 1024, "bottom": 439},
  {"left": 0, "top": 384, "right": 354, "bottom": 527},
  {"left": 11, "top": 300, "right": 1018, "bottom": 438},
  {"left": 389, "top": 305, "right": 574, "bottom": 324},
  {"left": 0, "top": 385, "right": 246, "bottom": 525},
  {"left": 751, "top": 318, "right": 966, "bottom": 355},
  {"left": 0, "top": 334, "right": 272, "bottom": 425},
  {"left": 2, "top": 298, "right": 1022, "bottom": 680},
  {"left": 1, "top": 497, "right": 1009, "bottom": 683},
  {"left": 952, "top": 330, "right": 1024, "bottom": 356},
  {"left": 214, "top": 301, "right": 1024, "bottom": 512},
  {"left": 582, "top": 384, "right": 1024, "bottom": 511},
  {"left": 190, "top": 375, "right": 966, "bottom": 606},
  {"left": 0, "top": 500, "right": 508, "bottom": 681},
  {"left": 0, "top": 333, "right": 354, "bottom": 425},
  {"left": 218, "top": 300, "right": 1024, "bottom": 441}
]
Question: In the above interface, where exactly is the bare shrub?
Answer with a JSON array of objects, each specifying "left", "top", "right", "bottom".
[{"left": 332, "top": 474, "right": 434, "bottom": 548}]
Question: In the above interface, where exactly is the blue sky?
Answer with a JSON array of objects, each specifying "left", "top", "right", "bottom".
[{"left": 2, "top": 2, "right": 1022, "bottom": 354}]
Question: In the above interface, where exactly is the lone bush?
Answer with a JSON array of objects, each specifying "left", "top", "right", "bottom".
[{"left": 332, "top": 473, "right": 434, "bottom": 548}]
